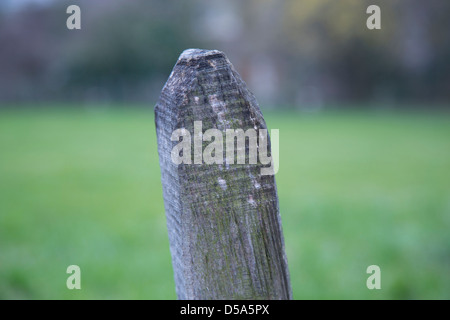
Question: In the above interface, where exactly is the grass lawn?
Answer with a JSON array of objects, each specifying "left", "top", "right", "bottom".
[{"left": 0, "top": 106, "right": 449, "bottom": 299}]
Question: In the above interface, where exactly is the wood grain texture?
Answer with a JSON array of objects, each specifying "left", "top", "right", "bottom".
[{"left": 155, "top": 49, "right": 292, "bottom": 300}]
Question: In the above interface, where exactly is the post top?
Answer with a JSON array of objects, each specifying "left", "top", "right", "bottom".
[{"left": 178, "top": 48, "right": 226, "bottom": 61}]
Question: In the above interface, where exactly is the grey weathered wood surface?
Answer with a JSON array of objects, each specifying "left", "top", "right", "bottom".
[{"left": 155, "top": 49, "right": 292, "bottom": 300}]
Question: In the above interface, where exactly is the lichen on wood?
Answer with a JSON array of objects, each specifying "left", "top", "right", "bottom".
[{"left": 155, "top": 48, "right": 292, "bottom": 300}]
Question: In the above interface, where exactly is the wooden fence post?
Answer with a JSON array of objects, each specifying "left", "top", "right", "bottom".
[{"left": 155, "top": 49, "right": 292, "bottom": 300}]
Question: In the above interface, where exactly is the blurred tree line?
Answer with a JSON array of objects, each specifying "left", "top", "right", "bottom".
[{"left": 0, "top": 0, "right": 449, "bottom": 108}]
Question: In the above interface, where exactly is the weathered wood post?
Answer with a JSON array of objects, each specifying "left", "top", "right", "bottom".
[{"left": 155, "top": 49, "right": 292, "bottom": 300}]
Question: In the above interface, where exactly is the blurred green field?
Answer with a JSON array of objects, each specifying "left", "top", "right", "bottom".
[{"left": 0, "top": 107, "right": 449, "bottom": 299}]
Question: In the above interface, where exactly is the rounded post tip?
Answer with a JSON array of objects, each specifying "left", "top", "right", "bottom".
[{"left": 179, "top": 48, "right": 225, "bottom": 61}]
